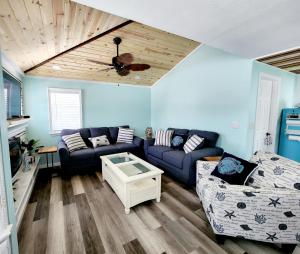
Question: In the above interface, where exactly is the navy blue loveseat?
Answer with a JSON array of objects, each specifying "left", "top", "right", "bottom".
[
  {"left": 144, "top": 128, "right": 223, "bottom": 186},
  {"left": 58, "top": 125, "right": 143, "bottom": 173}
]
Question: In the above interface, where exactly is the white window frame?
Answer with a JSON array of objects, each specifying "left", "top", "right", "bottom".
[{"left": 48, "top": 88, "right": 83, "bottom": 135}]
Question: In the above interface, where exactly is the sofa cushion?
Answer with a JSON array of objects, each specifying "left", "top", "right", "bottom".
[
  {"left": 163, "top": 150, "right": 186, "bottom": 169},
  {"left": 115, "top": 143, "right": 137, "bottom": 152},
  {"left": 109, "top": 125, "right": 130, "bottom": 143},
  {"left": 148, "top": 145, "right": 173, "bottom": 159},
  {"left": 69, "top": 148, "right": 95, "bottom": 161},
  {"left": 90, "top": 127, "right": 110, "bottom": 139},
  {"left": 61, "top": 128, "right": 92, "bottom": 147},
  {"left": 168, "top": 128, "right": 189, "bottom": 136},
  {"left": 188, "top": 129, "right": 219, "bottom": 147},
  {"left": 94, "top": 145, "right": 119, "bottom": 157}
]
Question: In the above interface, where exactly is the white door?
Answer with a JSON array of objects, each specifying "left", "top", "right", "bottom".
[
  {"left": 0, "top": 143, "right": 11, "bottom": 254},
  {"left": 253, "top": 74, "right": 280, "bottom": 153}
]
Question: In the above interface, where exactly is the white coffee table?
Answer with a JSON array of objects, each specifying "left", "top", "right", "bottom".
[{"left": 100, "top": 152, "right": 163, "bottom": 214}]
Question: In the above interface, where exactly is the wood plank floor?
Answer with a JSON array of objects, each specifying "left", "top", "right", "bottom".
[{"left": 18, "top": 169, "right": 291, "bottom": 254}]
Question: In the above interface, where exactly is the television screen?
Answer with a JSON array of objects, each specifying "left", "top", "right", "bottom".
[
  {"left": 9, "top": 137, "right": 22, "bottom": 178},
  {"left": 3, "top": 71, "right": 22, "bottom": 119}
]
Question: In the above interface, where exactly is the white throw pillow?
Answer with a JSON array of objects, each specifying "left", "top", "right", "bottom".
[
  {"left": 183, "top": 134, "right": 204, "bottom": 154},
  {"left": 117, "top": 128, "right": 134, "bottom": 143},
  {"left": 89, "top": 135, "right": 110, "bottom": 148},
  {"left": 154, "top": 129, "right": 174, "bottom": 147},
  {"left": 62, "top": 132, "right": 87, "bottom": 152}
]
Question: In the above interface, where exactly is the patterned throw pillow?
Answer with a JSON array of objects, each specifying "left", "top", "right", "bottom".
[
  {"left": 154, "top": 129, "right": 174, "bottom": 147},
  {"left": 117, "top": 128, "right": 134, "bottom": 143},
  {"left": 211, "top": 152, "right": 258, "bottom": 185},
  {"left": 171, "top": 134, "right": 188, "bottom": 150},
  {"left": 62, "top": 132, "right": 87, "bottom": 152},
  {"left": 183, "top": 134, "right": 204, "bottom": 153},
  {"left": 88, "top": 135, "right": 110, "bottom": 148}
]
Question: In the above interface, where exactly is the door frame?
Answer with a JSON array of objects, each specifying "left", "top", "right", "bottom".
[{"left": 253, "top": 72, "right": 281, "bottom": 153}]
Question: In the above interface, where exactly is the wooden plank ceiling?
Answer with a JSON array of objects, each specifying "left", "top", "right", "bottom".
[
  {"left": 0, "top": 0, "right": 199, "bottom": 86},
  {"left": 258, "top": 48, "right": 300, "bottom": 74},
  {"left": 0, "top": 0, "right": 127, "bottom": 72}
]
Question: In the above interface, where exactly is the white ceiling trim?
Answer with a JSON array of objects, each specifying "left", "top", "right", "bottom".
[
  {"left": 74, "top": 0, "right": 300, "bottom": 59},
  {"left": 24, "top": 75, "right": 151, "bottom": 89}
]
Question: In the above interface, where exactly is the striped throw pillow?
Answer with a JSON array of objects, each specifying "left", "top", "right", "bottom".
[
  {"left": 154, "top": 129, "right": 174, "bottom": 147},
  {"left": 117, "top": 128, "right": 134, "bottom": 143},
  {"left": 183, "top": 135, "right": 204, "bottom": 154},
  {"left": 62, "top": 133, "right": 87, "bottom": 152}
]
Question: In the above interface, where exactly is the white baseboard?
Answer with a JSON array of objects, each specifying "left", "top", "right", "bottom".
[{"left": 39, "top": 161, "right": 61, "bottom": 169}]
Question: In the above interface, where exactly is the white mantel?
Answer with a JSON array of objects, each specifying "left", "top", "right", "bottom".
[
  {"left": 7, "top": 119, "right": 29, "bottom": 139},
  {"left": 7, "top": 118, "right": 40, "bottom": 231}
]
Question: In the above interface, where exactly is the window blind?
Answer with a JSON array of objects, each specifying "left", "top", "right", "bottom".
[{"left": 48, "top": 88, "right": 82, "bottom": 134}]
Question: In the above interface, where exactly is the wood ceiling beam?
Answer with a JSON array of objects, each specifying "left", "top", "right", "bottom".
[
  {"left": 24, "top": 20, "right": 133, "bottom": 73},
  {"left": 258, "top": 48, "right": 300, "bottom": 62}
]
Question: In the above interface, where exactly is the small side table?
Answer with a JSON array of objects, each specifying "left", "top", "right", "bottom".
[
  {"left": 38, "top": 146, "right": 57, "bottom": 168},
  {"left": 202, "top": 156, "right": 222, "bottom": 162}
]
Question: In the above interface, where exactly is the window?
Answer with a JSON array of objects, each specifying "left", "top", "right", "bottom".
[
  {"left": 48, "top": 88, "right": 82, "bottom": 134},
  {"left": 4, "top": 88, "right": 8, "bottom": 115}
]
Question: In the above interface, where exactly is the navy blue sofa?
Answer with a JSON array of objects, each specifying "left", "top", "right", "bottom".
[
  {"left": 144, "top": 128, "right": 223, "bottom": 186},
  {"left": 58, "top": 125, "right": 143, "bottom": 173}
]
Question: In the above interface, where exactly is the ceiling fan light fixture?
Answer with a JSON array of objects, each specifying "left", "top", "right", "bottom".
[{"left": 86, "top": 36, "right": 151, "bottom": 77}]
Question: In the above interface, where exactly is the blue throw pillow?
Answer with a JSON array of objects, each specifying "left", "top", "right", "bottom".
[
  {"left": 171, "top": 134, "right": 187, "bottom": 150},
  {"left": 211, "top": 152, "right": 258, "bottom": 185}
]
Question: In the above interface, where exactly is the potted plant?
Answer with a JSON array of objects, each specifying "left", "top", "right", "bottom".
[{"left": 22, "top": 139, "right": 39, "bottom": 156}]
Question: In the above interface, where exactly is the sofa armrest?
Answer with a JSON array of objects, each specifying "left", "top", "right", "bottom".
[
  {"left": 196, "top": 160, "right": 219, "bottom": 176},
  {"left": 144, "top": 138, "right": 155, "bottom": 154},
  {"left": 58, "top": 141, "right": 70, "bottom": 162},
  {"left": 197, "top": 175, "right": 300, "bottom": 243},
  {"left": 133, "top": 136, "right": 143, "bottom": 147},
  {"left": 182, "top": 147, "right": 223, "bottom": 186},
  {"left": 183, "top": 147, "right": 223, "bottom": 170}
]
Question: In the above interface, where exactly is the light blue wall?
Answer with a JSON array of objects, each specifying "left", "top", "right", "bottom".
[
  {"left": 151, "top": 45, "right": 254, "bottom": 158},
  {"left": 23, "top": 76, "right": 151, "bottom": 164},
  {"left": 151, "top": 45, "right": 297, "bottom": 159}
]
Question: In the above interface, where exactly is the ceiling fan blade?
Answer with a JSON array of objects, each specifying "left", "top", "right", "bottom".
[
  {"left": 117, "top": 53, "right": 134, "bottom": 65},
  {"left": 99, "top": 67, "right": 114, "bottom": 72},
  {"left": 87, "top": 59, "right": 113, "bottom": 66},
  {"left": 127, "top": 64, "right": 151, "bottom": 71}
]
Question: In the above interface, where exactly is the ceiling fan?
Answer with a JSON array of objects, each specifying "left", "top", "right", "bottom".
[{"left": 87, "top": 37, "right": 150, "bottom": 76}]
